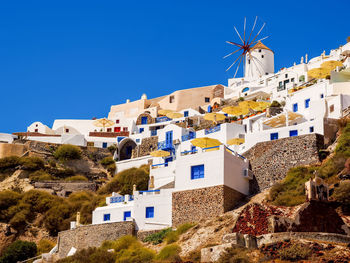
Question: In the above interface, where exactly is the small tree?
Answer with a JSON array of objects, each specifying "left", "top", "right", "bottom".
[
  {"left": 0, "top": 240, "right": 37, "bottom": 263},
  {"left": 54, "top": 144, "right": 82, "bottom": 161}
]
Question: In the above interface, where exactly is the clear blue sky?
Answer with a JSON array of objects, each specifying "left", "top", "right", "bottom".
[{"left": 0, "top": 0, "right": 348, "bottom": 133}]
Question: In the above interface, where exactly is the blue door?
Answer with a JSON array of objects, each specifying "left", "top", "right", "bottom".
[
  {"left": 305, "top": 98, "right": 310, "bottom": 108},
  {"left": 123, "top": 211, "right": 131, "bottom": 221},
  {"left": 166, "top": 131, "right": 173, "bottom": 147},
  {"left": 145, "top": 207, "right": 154, "bottom": 218},
  {"left": 289, "top": 130, "right": 298, "bottom": 137},
  {"left": 270, "top": 132, "right": 279, "bottom": 140},
  {"left": 207, "top": 105, "right": 212, "bottom": 113},
  {"left": 102, "top": 142, "right": 107, "bottom": 148},
  {"left": 293, "top": 103, "right": 298, "bottom": 112},
  {"left": 141, "top": 116, "right": 148, "bottom": 125},
  {"left": 184, "top": 111, "right": 189, "bottom": 117},
  {"left": 164, "top": 157, "right": 173, "bottom": 167}
]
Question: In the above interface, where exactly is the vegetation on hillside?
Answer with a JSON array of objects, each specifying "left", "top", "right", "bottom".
[
  {"left": 54, "top": 144, "right": 82, "bottom": 161},
  {"left": 0, "top": 240, "right": 37, "bottom": 263},
  {"left": 269, "top": 120, "right": 350, "bottom": 206}
]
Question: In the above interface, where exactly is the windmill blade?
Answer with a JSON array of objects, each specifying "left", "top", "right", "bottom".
[
  {"left": 234, "top": 26, "right": 244, "bottom": 44},
  {"left": 226, "top": 54, "right": 243, "bottom": 72},
  {"left": 247, "top": 16, "right": 258, "bottom": 43},
  {"left": 233, "top": 55, "right": 243, "bottom": 78},
  {"left": 223, "top": 49, "right": 241, "bottom": 59},
  {"left": 243, "top": 17, "right": 246, "bottom": 43},
  {"left": 251, "top": 35, "right": 270, "bottom": 44},
  {"left": 250, "top": 22, "right": 266, "bottom": 44},
  {"left": 226, "top": 41, "right": 243, "bottom": 48}
]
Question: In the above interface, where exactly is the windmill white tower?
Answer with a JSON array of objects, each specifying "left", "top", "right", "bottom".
[
  {"left": 224, "top": 17, "right": 274, "bottom": 80},
  {"left": 244, "top": 41, "right": 274, "bottom": 80}
]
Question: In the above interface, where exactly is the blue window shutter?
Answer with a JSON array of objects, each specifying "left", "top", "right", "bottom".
[
  {"left": 184, "top": 111, "right": 189, "bottom": 117},
  {"left": 146, "top": 207, "right": 154, "bottom": 218},
  {"left": 320, "top": 94, "right": 324, "bottom": 99},
  {"left": 141, "top": 116, "right": 148, "bottom": 124},
  {"left": 289, "top": 130, "right": 298, "bottom": 137},
  {"left": 207, "top": 105, "right": 212, "bottom": 113},
  {"left": 310, "top": 126, "right": 314, "bottom": 133},
  {"left": 293, "top": 103, "right": 298, "bottom": 112},
  {"left": 270, "top": 133, "right": 278, "bottom": 140},
  {"left": 139, "top": 128, "right": 144, "bottom": 133},
  {"left": 102, "top": 142, "right": 107, "bottom": 148},
  {"left": 191, "top": 165, "right": 204, "bottom": 179},
  {"left": 305, "top": 98, "right": 310, "bottom": 108},
  {"left": 103, "top": 214, "right": 110, "bottom": 221},
  {"left": 123, "top": 211, "right": 131, "bottom": 221}
]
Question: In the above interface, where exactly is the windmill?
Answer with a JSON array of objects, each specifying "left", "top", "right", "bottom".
[{"left": 224, "top": 17, "right": 269, "bottom": 78}]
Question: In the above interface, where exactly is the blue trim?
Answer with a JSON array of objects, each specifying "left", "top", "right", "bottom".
[
  {"left": 110, "top": 196, "right": 125, "bottom": 203},
  {"left": 139, "top": 128, "right": 144, "bottom": 133},
  {"left": 117, "top": 137, "right": 125, "bottom": 143},
  {"left": 103, "top": 213, "right": 110, "bottom": 221},
  {"left": 289, "top": 130, "right": 298, "bottom": 137},
  {"left": 202, "top": 146, "right": 220, "bottom": 151},
  {"left": 146, "top": 207, "right": 154, "bottom": 218},
  {"left": 102, "top": 142, "right": 107, "bottom": 148},
  {"left": 141, "top": 116, "right": 148, "bottom": 125},
  {"left": 310, "top": 126, "right": 314, "bottom": 133},
  {"left": 242, "top": 87, "right": 249, "bottom": 93},
  {"left": 139, "top": 189, "right": 160, "bottom": 193},
  {"left": 205, "top": 125, "right": 221, "bottom": 135},
  {"left": 191, "top": 164, "right": 204, "bottom": 180},
  {"left": 123, "top": 211, "right": 131, "bottom": 221}
]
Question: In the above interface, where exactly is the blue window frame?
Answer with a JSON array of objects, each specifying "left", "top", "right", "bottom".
[
  {"left": 191, "top": 146, "right": 196, "bottom": 153},
  {"left": 151, "top": 130, "right": 157, "bottom": 136},
  {"left": 123, "top": 211, "right": 131, "bottom": 221},
  {"left": 145, "top": 207, "right": 154, "bottom": 218},
  {"left": 191, "top": 164, "right": 204, "bottom": 180},
  {"left": 164, "top": 157, "right": 173, "bottom": 167},
  {"left": 136, "top": 138, "right": 140, "bottom": 143},
  {"left": 207, "top": 105, "right": 212, "bottom": 113},
  {"left": 293, "top": 103, "right": 298, "bottom": 112},
  {"left": 103, "top": 213, "right": 110, "bottom": 221},
  {"left": 184, "top": 111, "right": 189, "bottom": 117},
  {"left": 320, "top": 94, "right": 324, "bottom": 99},
  {"left": 139, "top": 128, "right": 144, "bottom": 133},
  {"left": 141, "top": 116, "right": 148, "bottom": 125},
  {"left": 289, "top": 130, "right": 298, "bottom": 137},
  {"left": 270, "top": 132, "right": 279, "bottom": 140},
  {"left": 310, "top": 126, "right": 314, "bottom": 133},
  {"left": 166, "top": 131, "right": 173, "bottom": 147},
  {"left": 305, "top": 98, "right": 310, "bottom": 109},
  {"left": 102, "top": 142, "right": 107, "bottom": 148}
]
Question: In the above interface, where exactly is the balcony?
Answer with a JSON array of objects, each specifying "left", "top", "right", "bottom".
[
  {"left": 205, "top": 125, "right": 221, "bottom": 135},
  {"left": 89, "top": 131, "right": 129, "bottom": 138},
  {"left": 156, "top": 116, "right": 171, "bottom": 123},
  {"left": 110, "top": 196, "right": 124, "bottom": 203},
  {"left": 181, "top": 132, "right": 196, "bottom": 142}
]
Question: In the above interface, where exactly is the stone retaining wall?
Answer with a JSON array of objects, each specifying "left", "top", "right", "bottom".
[
  {"left": 132, "top": 136, "right": 158, "bottom": 158},
  {"left": 172, "top": 185, "right": 245, "bottom": 226},
  {"left": 34, "top": 181, "right": 97, "bottom": 197},
  {"left": 57, "top": 221, "right": 134, "bottom": 258},
  {"left": 244, "top": 134, "right": 324, "bottom": 192}
]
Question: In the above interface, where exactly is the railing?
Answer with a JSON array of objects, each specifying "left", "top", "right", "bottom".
[
  {"left": 157, "top": 141, "right": 173, "bottom": 150},
  {"left": 156, "top": 116, "right": 171, "bottom": 123},
  {"left": 151, "top": 163, "right": 167, "bottom": 168},
  {"left": 202, "top": 146, "right": 220, "bottom": 151},
  {"left": 129, "top": 195, "right": 134, "bottom": 201},
  {"left": 110, "top": 196, "right": 125, "bottom": 203},
  {"left": 224, "top": 145, "right": 246, "bottom": 160},
  {"left": 181, "top": 149, "right": 198, "bottom": 155},
  {"left": 139, "top": 189, "right": 160, "bottom": 195},
  {"left": 205, "top": 125, "right": 221, "bottom": 135},
  {"left": 181, "top": 132, "right": 196, "bottom": 142}
]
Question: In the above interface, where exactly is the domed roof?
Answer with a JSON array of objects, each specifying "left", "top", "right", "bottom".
[{"left": 250, "top": 41, "right": 274, "bottom": 53}]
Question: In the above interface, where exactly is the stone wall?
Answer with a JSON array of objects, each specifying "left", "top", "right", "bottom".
[
  {"left": 132, "top": 136, "right": 158, "bottom": 158},
  {"left": 244, "top": 134, "right": 324, "bottom": 192},
  {"left": 34, "top": 181, "right": 97, "bottom": 197},
  {"left": 57, "top": 221, "right": 134, "bottom": 258},
  {"left": 136, "top": 113, "right": 155, "bottom": 125},
  {"left": 172, "top": 185, "right": 245, "bottom": 226},
  {"left": 0, "top": 143, "right": 28, "bottom": 158},
  {"left": 323, "top": 118, "right": 339, "bottom": 146}
]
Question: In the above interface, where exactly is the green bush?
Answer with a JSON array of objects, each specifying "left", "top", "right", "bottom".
[
  {"left": 65, "top": 175, "right": 88, "bottom": 182},
  {"left": 143, "top": 228, "right": 172, "bottom": 245},
  {"left": 98, "top": 165, "right": 149, "bottom": 195},
  {"left": 218, "top": 245, "right": 250, "bottom": 263},
  {"left": 299, "top": 75, "right": 305, "bottom": 82},
  {"left": 238, "top": 97, "right": 245, "bottom": 101},
  {"left": 0, "top": 240, "right": 37, "bottom": 263},
  {"left": 176, "top": 222, "right": 196, "bottom": 235},
  {"left": 19, "top": 156, "right": 44, "bottom": 171},
  {"left": 100, "top": 157, "right": 115, "bottom": 166},
  {"left": 268, "top": 166, "right": 316, "bottom": 206},
  {"left": 0, "top": 156, "right": 20, "bottom": 172},
  {"left": 57, "top": 247, "right": 116, "bottom": 263},
  {"left": 30, "top": 170, "right": 55, "bottom": 181},
  {"left": 107, "top": 144, "right": 117, "bottom": 153},
  {"left": 0, "top": 190, "right": 21, "bottom": 221},
  {"left": 112, "top": 235, "right": 138, "bottom": 251},
  {"left": 54, "top": 144, "right": 82, "bottom": 161},
  {"left": 156, "top": 244, "right": 182, "bottom": 262},
  {"left": 49, "top": 167, "right": 75, "bottom": 179},
  {"left": 37, "top": 239, "right": 55, "bottom": 255},
  {"left": 332, "top": 181, "right": 350, "bottom": 205},
  {"left": 165, "top": 231, "right": 179, "bottom": 244},
  {"left": 278, "top": 243, "right": 311, "bottom": 261}
]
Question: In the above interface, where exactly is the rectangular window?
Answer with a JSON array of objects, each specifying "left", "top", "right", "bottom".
[
  {"left": 270, "top": 132, "right": 279, "bottom": 141},
  {"left": 291, "top": 78, "right": 295, "bottom": 82},
  {"left": 123, "top": 211, "right": 131, "bottom": 221},
  {"left": 320, "top": 94, "right": 324, "bottom": 99},
  {"left": 123, "top": 127, "right": 128, "bottom": 132},
  {"left": 289, "top": 130, "right": 298, "bottom": 137},
  {"left": 310, "top": 126, "right": 314, "bottom": 133},
  {"left": 191, "top": 164, "right": 204, "bottom": 180},
  {"left": 107, "top": 128, "right": 112, "bottom": 132},
  {"left": 330, "top": 105, "right": 334, "bottom": 113},
  {"left": 34, "top": 129, "right": 38, "bottom": 132},
  {"left": 65, "top": 129, "right": 70, "bottom": 133},
  {"left": 145, "top": 207, "right": 154, "bottom": 218},
  {"left": 205, "top": 97, "right": 210, "bottom": 103},
  {"left": 139, "top": 128, "right": 144, "bottom": 133},
  {"left": 305, "top": 98, "right": 310, "bottom": 109},
  {"left": 293, "top": 103, "right": 298, "bottom": 112},
  {"left": 103, "top": 214, "right": 110, "bottom": 221},
  {"left": 166, "top": 131, "right": 173, "bottom": 146},
  {"left": 102, "top": 142, "right": 108, "bottom": 148},
  {"left": 285, "top": 74, "right": 288, "bottom": 78},
  {"left": 184, "top": 111, "right": 189, "bottom": 117},
  {"left": 151, "top": 130, "right": 157, "bottom": 136},
  {"left": 169, "top": 96, "right": 175, "bottom": 103},
  {"left": 114, "top": 127, "right": 121, "bottom": 132},
  {"left": 136, "top": 138, "right": 140, "bottom": 143},
  {"left": 116, "top": 120, "right": 120, "bottom": 124},
  {"left": 141, "top": 116, "right": 148, "bottom": 125}
]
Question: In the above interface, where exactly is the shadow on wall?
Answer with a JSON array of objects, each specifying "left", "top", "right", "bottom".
[{"left": 118, "top": 139, "right": 137, "bottom": 161}]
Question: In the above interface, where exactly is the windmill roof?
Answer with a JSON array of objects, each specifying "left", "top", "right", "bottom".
[{"left": 251, "top": 41, "right": 274, "bottom": 53}]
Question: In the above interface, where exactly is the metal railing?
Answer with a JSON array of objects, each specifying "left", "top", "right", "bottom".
[
  {"left": 181, "top": 132, "right": 196, "bottom": 142},
  {"left": 110, "top": 196, "right": 125, "bottom": 203},
  {"left": 205, "top": 125, "right": 221, "bottom": 135},
  {"left": 156, "top": 116, "right": 171, "bottom": 123},
  {"left": 181, "top": 149, "right": 198, "bottom": 155},
  {"left": 202, "top": 145, "right": 220, "bottom": 151}
]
